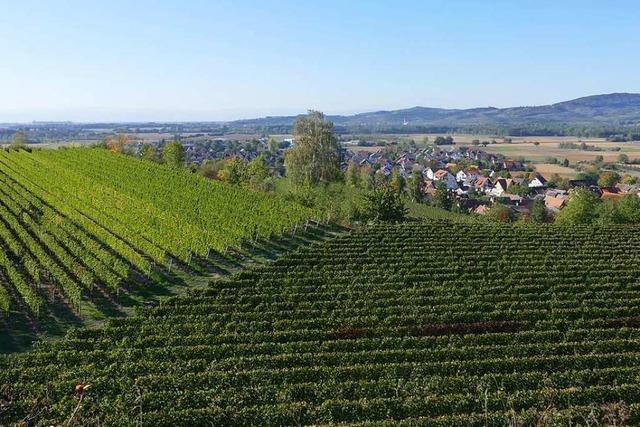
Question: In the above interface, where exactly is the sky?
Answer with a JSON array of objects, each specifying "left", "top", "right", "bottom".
[{"left": 1, "top": 0, "right": 639, "bottom": 122}]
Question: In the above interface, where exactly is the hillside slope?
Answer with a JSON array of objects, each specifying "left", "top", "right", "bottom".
[
  {"left": 0, "top": 148, "right": 315, "bottom": 321},
  {"left": 231, "top": 93, "right": 640, "bottom": 130}
]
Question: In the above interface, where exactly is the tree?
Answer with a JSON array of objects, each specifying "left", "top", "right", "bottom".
[
  {"left": 162, "top": 139, "right": 185, "bottom": 167},
  {"left": 555, "top": 188, "right": 600, "bottom": 225},
  {"left": 217, "top": 157, "right": 246, "bottom": 184},
  {"left": 621, "top": 174, "right": 638, "bottom": 185},
  {"left": 596, "top": 199, "right": 623, "bottom": 224},
  {"left": 106, "top": 133, "right": 129, "bottom": 153},
  {"left": 576, "top": 168, "right": 599, "bottom": 185},
  {"left": 562, "top": 158, "right": 570, "bottom": 167},
  {"left": 359, "top": 186, "right": 408, "bottom": 223},
  {"left": 434, "top": 136, "right": 454, "bottom": 145},
  {"left": 509, "top": 185, "right": 530, "bottom": 196},
  {"left": 198, "top": 159, "right": 225, "bottom": 180},
  {"left": 530, "top": 198, "right": 547, "bottom": 223},
  {"left": 10, "top": 131, "right": 27, "bottom": 150},
  {"left": 486, "top": 203, "right": 514, "bottom": 223},
  {"left": 618, "top": 153, "right": 629, "bottom": 163},
  {"left": 267, "top": 137, "right": 279, "bottom": 154},
  {"left": 389, "top": 169, "right": 405, "bottom": 194},
  {"left": 140, "top": 144, "right": 159, "bottom": 162},
  {"left": 360, "top": 166, "right": 375, "bottom": 190},
  {"left": 408, "top": 171, "right": 423, "bottom": 203},
  {"left": 432, "top": 181, "right": 451, "bottom": 210},
  {"left": 547, "top": 173, "right": 570, "bottom": 190},
  {"left": 285, "top": 111, "right": 340, "bottom": 187},
  {"left": 597, "top": 171, "right": 620, "bottom": 187},
  {"left": 345, "top": 162, "right": 361, "bottom": 188},
  {"left": 245, "top": 154, "right": 272, "bottom": 191},
  {"left": 617, "top": 194, "right": 640, "bottom": 223}
]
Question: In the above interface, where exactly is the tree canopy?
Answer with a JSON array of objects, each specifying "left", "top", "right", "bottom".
[
  {"left": 162, "top": 139, "right": 186, "bottom": 167},
  {"left": 285, "top": 111, "right": 340, "bottom": 187}
]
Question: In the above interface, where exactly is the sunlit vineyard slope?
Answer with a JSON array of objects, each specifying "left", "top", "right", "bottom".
[{"left": 0, "top": 148, "right": 315, "bottom": 316}]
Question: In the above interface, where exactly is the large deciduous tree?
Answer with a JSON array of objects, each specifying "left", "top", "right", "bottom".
[
  {"left": 285, "top": 111, "right": 340, "bottom": 187},
  {"left": 106, "top": 133, "right": 129, "bottom": 153},
  {"left": 11, "top": 131, "right": 27, "bottom": 150},
  {"left": 140, "top": 144, "right": 160, "bottom": 162},
  {"left": 359, "top": 186, "right": 408, "bottom": 223},
  {"left": 555, "top": 188, "right": 600, "bottom": 225},
  {"left": 162, "top": 139, "right": 186, "bottom": 167}
]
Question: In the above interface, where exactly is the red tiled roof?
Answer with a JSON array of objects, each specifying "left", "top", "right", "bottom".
[{"left": 544, "top": 195, "right": 566, "bottom": 209}]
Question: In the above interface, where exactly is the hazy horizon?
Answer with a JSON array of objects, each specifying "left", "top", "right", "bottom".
[
  {"left": 2, "top": 0, "right": 639, "bottom": 122},
  {"left": 2, "top": 92, "right": 639, "bottom": 125}
]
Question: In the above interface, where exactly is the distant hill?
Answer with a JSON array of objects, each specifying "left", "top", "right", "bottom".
[{"left": 230, "top": 93, "right": 640, "bottom": 135}]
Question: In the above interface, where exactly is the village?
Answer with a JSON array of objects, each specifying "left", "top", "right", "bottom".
[{"left": 343, "top": 144, "right": 640, "bottom": 217}]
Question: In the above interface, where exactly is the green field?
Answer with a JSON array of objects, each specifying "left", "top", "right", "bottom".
[{"left": 3, "top": 221, "right": 640, "bottom": 425}]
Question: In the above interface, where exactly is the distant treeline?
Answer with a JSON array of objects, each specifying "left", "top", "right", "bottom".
[{"left": 225, "top": 123, "right": 640, "bottom": 139}]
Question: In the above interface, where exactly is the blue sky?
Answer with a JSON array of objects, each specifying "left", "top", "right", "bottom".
[{"left": 1, "top": 0, "right": 639, "bottom": 122}]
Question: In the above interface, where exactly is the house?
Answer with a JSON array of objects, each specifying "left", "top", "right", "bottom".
[
  {"left": 457, "top": 198, "right": 489, "bottom": 213},
  {"left": 568, "top": 179, "right": 590, "bottom": 188},
  {"left": 615, "top": 183, "right": 640, "bottom": 194},
  {"left": 424, "top": 167, "right": 435, "bottom": 180},
  {"left": 474, "top": 176, "right": 493, "bottom": 193},
  {"left": 511, "top": 177, "right": 529, "bottom": 187},
  {"left": 377, "top": 166, "right": 392, "bottom": 177},
  {"left": 491, "top": 178, "right": 510, "bottom": 196},
  {"left": 528, "top": 174, "right": 547, "bottom": 188},
  {"left": 433, "top": 169, "right": 458, "bottom": 190},
  {"left": 502, "top": 160, "right": 524, "bottom": 171},
  {"left": 351, "top": 151, "right": 369, "bottom": 166},
  {"left": 600, "top": 187, "right": 623, "bottom": 199},
  {"left": 422, "top": 179, "right": 437, "bottom": 196},
  {"left": 456, "top": 167, "right": 480, "bottom": 183},
  {"left": 544, "top": 195, "right": 567, "bottom": 212},
  {"left": 507, "top": 198, "right": 533, "bottom": 215},
  {"left": 545, "top": 189, "right": 568, "bottom": 198}
]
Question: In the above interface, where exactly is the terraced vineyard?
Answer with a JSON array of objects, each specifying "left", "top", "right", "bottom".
[
  {"left": 0, "top": 148, "right": 314, "bottom": 318},
  {"left": 3, "top": 221, "right": 640, "bottom": 425}
]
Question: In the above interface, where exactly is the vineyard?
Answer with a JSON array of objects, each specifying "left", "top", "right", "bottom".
[
  {"left": 0, "top": 147, "right": 314, "bottom": 320},
  {"left": 3, "top": 221, "right": 640, "bottom": 425}
]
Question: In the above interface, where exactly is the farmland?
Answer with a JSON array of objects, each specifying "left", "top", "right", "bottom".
[
  {"left": 3, "top": 221, "right": 640, "bottom": 425},
  {"left": 0, "top": 148, "right": 315, "bottom": 328}
]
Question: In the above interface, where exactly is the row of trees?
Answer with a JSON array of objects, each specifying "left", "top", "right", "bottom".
[
  {"left": 105, "top": 134, "right": 186, "bottom": 168},
  {"left": 198, "top": 155, "right": 274, "bottom": 192},
  {"left": 556, "top": 189, "right": 640, "bottom": 225}
]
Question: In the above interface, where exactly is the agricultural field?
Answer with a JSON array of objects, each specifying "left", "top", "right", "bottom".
[
  {"left": 528, "top": 163, "right": 578, "bottom": 179},
  {"left": 3, "top": 221, "right": 640, "bottom": 425},
  {"left": 0, "top": 148, "right": 315, "bottom": 336}
]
